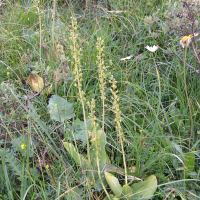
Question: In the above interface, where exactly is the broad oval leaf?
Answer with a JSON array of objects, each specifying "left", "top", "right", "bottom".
[
  {"left": 104, "top": 171, "right": 122, "bottom": 196},
  {"left": 121, "top": 185, "right": 133, "bottom": 199},
  {"left": 63, "top": 142, "right": 89, "bottom": 168},
  {"left": 130, "top": 175, "right": 157, "bottom": 199},
  {"left": 48, "top": 95, "right": 74, "bottom": 122}
]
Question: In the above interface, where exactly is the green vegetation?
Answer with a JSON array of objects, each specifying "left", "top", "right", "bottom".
[{"left": 0, "top": 0, "right": 200, "bottom": 199}]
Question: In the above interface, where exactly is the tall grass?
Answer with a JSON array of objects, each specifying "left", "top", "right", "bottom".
[{"left": 0, "top": 0, "right": 200, "bottom": 199}]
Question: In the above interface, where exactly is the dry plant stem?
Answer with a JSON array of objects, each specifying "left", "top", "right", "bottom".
[
  {"left": 183, "top": 47, "right": 193, "bottom": 146},
  {"left": 164, "top": 189, "right": 176, "bottom": 200},
  {"left": 26, "top": 82, "right": 52, "bottom": 101},
  {"left": 39, "top": 15, "right": 42, "bottom": 66},
  {"left": 191, "top": 42, "right": 200, "bottom": 73},
  {"left": 37, "top": 2, "right": 44, "bottom": 81},
  {"left": 83, "top": 0, "right": 89, "bottom": 18},
  {"left": 52, "top": 0, "right": 56, "bottom": 48},
  {"left": 55, "top": 180, "right": 87, "bottom": 199},
  {"left": 120, "top": 16, "right": 138, "bottom": 38}
]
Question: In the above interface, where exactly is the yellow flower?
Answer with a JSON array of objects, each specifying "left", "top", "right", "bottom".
[
  {"left": 46, "top": 164, "right": 49, "bottom": 169},
  {"left": 21, "top": 144, "right": 26, "bottom": 149},
  {"left": 181, "top": 36, "right": 190, "bottom": 40},
  {"left": 7, "top": 72, "right": 10, "bottom": 75},
  {"left": 139, "top": 129, "right": 143, "bottom": 133},
  {"left": 188, "top": 33, "right": 199, "bottom": 38},
  {"left": 180, "top": 36, "right": 191, "bottom": 48}
]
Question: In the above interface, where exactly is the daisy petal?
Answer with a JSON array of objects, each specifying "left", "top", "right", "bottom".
[{"left": 120, "top": 55, "right": 133, "bottom": 61}]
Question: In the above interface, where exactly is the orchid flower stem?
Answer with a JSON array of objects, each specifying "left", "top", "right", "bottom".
[
  {"left": 183, "top": 46, "right": 193, "bottom": 147},
  {"left": 96, "top": 156, "right": 111, "bottom": 200}
]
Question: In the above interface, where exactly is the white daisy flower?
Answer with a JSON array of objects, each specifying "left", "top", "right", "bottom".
[{"left": 145, "top": 45, "right": 159, "bottom": 52}]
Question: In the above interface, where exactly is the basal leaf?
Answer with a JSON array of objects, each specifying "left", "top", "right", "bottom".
[
  {"left": 185, "top": 152, "right": 195, "bottom": 178},
  {"left": 121, "top": 185, "right": 133, "bottom": 199},
  {"left": 63, "top": 142, "right": 89, "bottom": 168},
  {"left": 73, "top": 119, "right": 91, "bottom": 146},
  {"left": 97, "top": 129, "right": 107, "bottom": 164},
  {"left": 48, "top": 95, "right": 74, "bottom": 123},
  {"left": 130, "top": 175, "right": 157, "bottom": 199},
  {"left": 104, "top": 171, "right": 122, "bottom": 196}
]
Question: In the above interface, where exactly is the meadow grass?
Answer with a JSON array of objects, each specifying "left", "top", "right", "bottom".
[{"left": 0, "top": 0, "right": 200, "bottom": 199}]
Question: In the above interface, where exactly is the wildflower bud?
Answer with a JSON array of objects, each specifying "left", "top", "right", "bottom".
[{"left": 27, "top": 74, "right": 44, "bottom": 93}]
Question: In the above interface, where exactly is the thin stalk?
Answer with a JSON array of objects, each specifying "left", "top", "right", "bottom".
[
  {"left": 152, "top": 55, "right": 161, "bottom": 118},
  {"left": 20, "top": 151, "right": 25, "bottom": 199},
  {"left": 74, "top": 62, "right": 93, "bottom": 199},
  {"left": 183, "top": 46, "right": 193, "bottom": 146},
  {"left": 80, "top": 96, "right": 90, "bottom": 164},
  {"left": 120, "top": 129, "right": 127, "bottom": 185},
  {"left": 101, "top": 74, "right": 105, "bottom": 130},
  {"left": 75, "top": 62, "right": 90, "bottom": 164},
  {"left": 39, "top": 15, "right": 42, "bottom": 65},
  {"left": 191, "top": 42, "right": 200, "bottom": 73},
  {"left": 71, "top": 21, "right": 90, "bottom": 163},
  {"left": 38, "top": 2, "right": 44, "bottom": 79},
  {"left": 52, "top": 0, "right": 56, "bottom": 48},
  {"left": 96, "top": 155, "right": 111, "bottom": 200},
  {"left": 153, "top": 55, "right": 172, "bottom": 140},
  {"left": 96, "top": 37, "right": 106, "bottom": 130},
  {"left": 70, "top": 17, "right": 93, "bottom": 198},
  {"left": 110, "top": 76, "right": 128, "bottom": 185}
]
